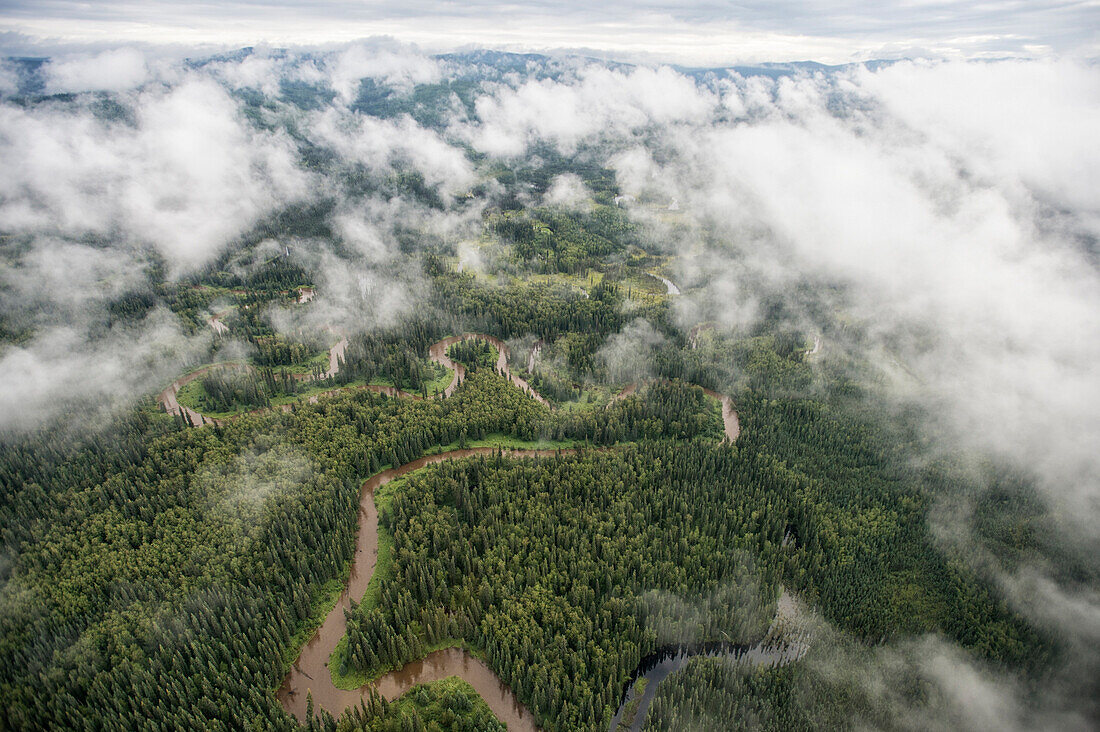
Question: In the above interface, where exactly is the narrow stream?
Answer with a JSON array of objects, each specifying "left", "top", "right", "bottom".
[
  {"left": 647, "top": 273, "right": 681, "bottom": 296},
  {"left": 610, "top": 381, "right": 739, "bottom": 443},
  {"left": 608, "top": 590, "right": 810, "bottom": 731},
  {"left": 606, "top": 639, "right": 806, "bottom": 731}
]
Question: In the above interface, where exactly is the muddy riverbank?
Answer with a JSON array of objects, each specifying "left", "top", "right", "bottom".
[
  {"left": 277, "top": 447, "right": 583, "bottom": 731},
  {"left": 430, "top": 333, "right": 550, "bottom": 406}
]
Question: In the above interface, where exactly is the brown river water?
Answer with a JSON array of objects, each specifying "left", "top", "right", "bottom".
[
  {"left": 160, "top": 333, "right": 546, "bottom": 423},
  {"left": 158, "top": 327, "right": 757, "bottom": 728},
  {"left": 276, "top": 447, "right": 578, "bottom": 731},
  {"left": 430, "top": 333, "right": 550, "bottom": 406}
]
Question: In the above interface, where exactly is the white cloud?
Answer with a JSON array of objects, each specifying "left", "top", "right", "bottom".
[
  {"left": 0, "top": 76, "right": 310, "bottom": 271},
  {"left": 598, "top": 318, "right": 667, "bottom": 382},
  {"left": 542, "top": 173, "right": 590, "bottom": 207},
  {"left": 0, "top": 61, "right": 19, "bottom": 96},
  {"left": 463, "top": 65, "right": 716, "bottom": 156},
  {"left": 594, "top": 61, "right": 1100, "bottom": 534},
  {"left": 309, "top": 106, "right": 474, "bottom": 197},
  {"left": 860, "top": 59, "right": 1100, "bottom": 230},
  {"left": 44, "top": 47, "right": 150, "bottom": 93},
  {"left": 209, "top": 50, "right": 284, "bottom": 95},
  {"left": 327, "top": 43, "right": 440, "bottom": 103},
  {"left": 0, "top": 309, "right": 207, "bottom": 432}
]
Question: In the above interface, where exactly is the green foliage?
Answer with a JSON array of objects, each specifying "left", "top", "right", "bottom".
[
  {"left": 427, "top": 256, "right": 632, "bottom": 345},
  {"left": 341, "top": 444, "right": 791, "bottom": 731},
  {"left": 490, "top": 206, "right": 634, "bottom": 274},
  {"left": 642, "top": 657, "right": 828, "bottom": 731},
  {"left": 737, "top": 394, "right": 1047, "bottom": 665},
  {"left": 0, "top": 364, "right": 723, "bottom": 731},
  {"left": 337, "top": 320, "right": 456, "bottom": 394},
  {"left": 312, "top": 677, "right": 505, "bottom": 732},
  {"left": 446, "top": 339, "right": 497, "bottom": 370},
  {"left": 196, "top": 366, "right": 273, "bottom": 411}
]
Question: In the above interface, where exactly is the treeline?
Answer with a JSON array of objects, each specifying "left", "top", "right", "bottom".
[
  {"left": 642, "top": 657, "right": 834, "bottom": 731},
  {"left": 253, "top": 336, "right": 318, "bottom": 368},
  {"left": 332, "top": 381, "right": 1051, "bottom": 731},
  {"left": 182, "top": 248, "right": 313, "bottom": 294},
  {"left": 335, "top": 320, "right": 457, "bottom": 393},
  {"left": 427, "top": 257, "right": 637, "bottom": 344},
  {"left": 199, "top": 366, "right": 272, "bottom": 411},
  {"left": 195, "top": 366, "right": 309, "bottom": 413},
  {"left": 0, "top": 413, "right": 352, "bottom": 731},
  {"left": 526, "top": 365, "right": 582, "bottom": 403},
  {"left": 736, "top": 393, "right": 1049, "bottom": 666},
  {"left": 0, "top": 371, "right": 534, "bottom": 729},
  {"left": 226, "top": 304, "right": 322, "bottom": 368},
  {"left": 0, "top": 311, "right": 1058, "bottom": 732}
]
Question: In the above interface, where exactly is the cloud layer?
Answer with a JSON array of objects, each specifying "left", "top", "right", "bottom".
[
  {"left": 2, "top": 1, "right": 1098, "bottom": 63},
  {"left": 0, "top": 45, "right": 1096, "bottom": 722}
]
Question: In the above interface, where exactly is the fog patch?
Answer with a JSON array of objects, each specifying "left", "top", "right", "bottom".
[
  {"left": 208, "top": 49, "right": 285, "bottom": 96},
  {"left": 0, "top": 308, "right": 208, "bottom": 432},
  {"left": 201, "top": 440, "right": 313, "bottom": 530},
  {"left": 460, "top": 64, "right": 717, "bottom": 156},
  {"left": 0, "top": 76, "right": 310, "bottom": 271},
  {"left": 638, "top": 557, "right": 772, "bottom": 646},
  {"left": 0, "top": 238, "right": 148, "bottom": 328},
  {"left": 0, "top": 61, "right": 20, "bottom": 96},
  {"left": 801, "top": 631, "right": 1095, "bottom": 732},
  {"left": 282, "top": 248, "right": 425, "bottom": 337},
  {"left": 542, "top": 173, "right": 591, "bottom": 208},
  {"left": 327, "top": 43, "right": 440, "bottom": 103},
  {"left": 44, "top": 48, "right": 150, "bottom": 93},
  {"left": 597, "top": 319, "right": 666, "bottom": 383},
  {"left": 310, "top": 106, "right": 474, "bottom": 200}
]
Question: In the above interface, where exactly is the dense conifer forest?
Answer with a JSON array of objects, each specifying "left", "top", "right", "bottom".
[
  {"left": 2, "top": 47, "right": 1092, "bottom": 732},
  {"left": 0, "top": 323, "right": 1051, "bottom": 730}
]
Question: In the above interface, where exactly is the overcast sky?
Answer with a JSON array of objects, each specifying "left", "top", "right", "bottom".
[{"left": 1, "top": 0, "right": 1098, "bottom": 64}]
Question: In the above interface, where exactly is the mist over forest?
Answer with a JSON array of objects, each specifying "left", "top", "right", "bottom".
[{"left": 1, "top": 41, "right": 1097, "bottom": 731}]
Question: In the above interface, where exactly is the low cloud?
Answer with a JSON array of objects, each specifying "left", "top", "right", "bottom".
[
  {"left": 309, "top": 105, "right": 475, "bottom": 199},
  {"left": 200, "top": 440, "right": 314, "bottom": 530},
  {"left": 0, "top": 309, "right": 208, "bottom": 432},
  {"left": 460, "top": 64, "right": 715, "bottom": 156},
  {"left": 542, "top": 173, "right": 590, "bottom": 207},
  {"left": 597, "top": 319, "right": 666, "bottom": 383},
  {"left": 804, "top": 632, "right": 1095, "bottom": 731},
  {"left": 0, "top": 49, "right": 1096, "bottom": 724},
  {"left": 327, "top": 43, "right": 440, "bottom": 103},
  {"left": 43, "top": 47, "right": 150, "bottom": 93},
  {"left": 0, "top": 76, "right": 310, "bottom": 271}
]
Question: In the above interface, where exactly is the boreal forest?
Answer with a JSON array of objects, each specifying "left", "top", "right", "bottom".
[{"left": 1, "top": 45, "right": 1097, "bottom": 732}]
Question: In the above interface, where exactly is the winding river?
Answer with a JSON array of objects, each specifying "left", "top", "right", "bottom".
[
  {"left": 647, "top": 273, "right": 681, "bottom": 296},
  {"left": 276, "top": 444, "right": 808, "bottom": 731},
  {"left": 159, "top": 333, "right": 550, "bottom": 425},
  {"left": 160, "top": 319, "right": 779, "bottom": 728},
  {"left": 276, "top": 447, "right": 579, "bottom": 730},
  {"left": 430, "top": 333, "right": 549, "bottom": 406}
]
